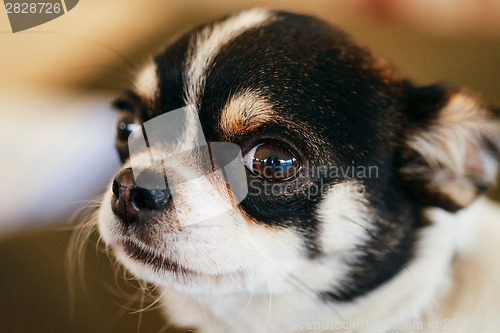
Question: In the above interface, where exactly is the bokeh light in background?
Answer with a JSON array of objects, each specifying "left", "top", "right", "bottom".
[{"left": 0, "top": 0, "right": 499, "bottom": 332}]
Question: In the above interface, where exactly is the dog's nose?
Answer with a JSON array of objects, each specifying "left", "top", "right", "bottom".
[{"left": 111, "top": 167, "right": 171, "bottom": 224}]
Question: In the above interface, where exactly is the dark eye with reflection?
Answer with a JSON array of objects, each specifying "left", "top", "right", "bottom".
[
  {"left": 243, "top": 143, "right": 301, "bottom": 181},
  {"left": 116, "top": 111, "right": 139, "bottom": 142}
]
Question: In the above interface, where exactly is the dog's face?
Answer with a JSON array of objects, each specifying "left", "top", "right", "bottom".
[{"left": 98, "top": 9, "right": 500, "bottom": 301}]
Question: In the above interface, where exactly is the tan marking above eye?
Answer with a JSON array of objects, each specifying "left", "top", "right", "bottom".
[{"left": 220, "top": 90, "right": 274, "bottom": 137}]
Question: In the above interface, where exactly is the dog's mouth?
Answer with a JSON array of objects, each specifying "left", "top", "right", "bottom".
[
  {"left": 121, "top": 240, "right": 240, "bottom": 281},
  {"left": 122, "top": 241, "right": 195, "bottom": 275}
]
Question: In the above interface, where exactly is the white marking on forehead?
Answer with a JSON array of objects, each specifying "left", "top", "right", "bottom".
[
  {"left": 184, "top": 9, "right": 274, "bottom": 107},
  {"left": 179, "top": 9, "right": 274, "bottom": 151},
  {"left": 180, "top": 9, "right": 273, "bottom": 151},
  {"left": 134, "top": 59, "right": 158, "bottom": 100}
]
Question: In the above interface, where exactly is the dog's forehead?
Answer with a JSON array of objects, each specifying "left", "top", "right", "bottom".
[
  {"left": 133, "top": 9, "right": 403, "bottom": 151},
  {"left": 138, "top": 9, "right": 275, "bottom": 114}
]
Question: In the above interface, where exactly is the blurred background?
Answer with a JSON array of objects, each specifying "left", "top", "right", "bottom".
[{"left": 1, "top": 0, "right": 499, "bottom": 332}]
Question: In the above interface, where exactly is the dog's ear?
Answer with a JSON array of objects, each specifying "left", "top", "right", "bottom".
[{"left": 398, "top": 84, "right": 500, "bottom": 211}]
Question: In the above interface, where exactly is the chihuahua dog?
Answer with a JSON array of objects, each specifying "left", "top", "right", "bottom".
[{"left": 97, "top": 9, "right": 500, "bottom": 332}]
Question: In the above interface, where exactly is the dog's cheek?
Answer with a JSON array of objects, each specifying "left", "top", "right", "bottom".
[{"left": 316, "top": 181, "right": 372, "bottom": 255}]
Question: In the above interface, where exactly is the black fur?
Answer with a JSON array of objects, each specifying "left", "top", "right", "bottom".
[{"left": 111, "top": 11, "right": 471, "bottom": 302}]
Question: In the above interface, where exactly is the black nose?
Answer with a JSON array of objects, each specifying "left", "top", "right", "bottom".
[{"left": 111, "top": 167, "right": 171, "bottom": 224}]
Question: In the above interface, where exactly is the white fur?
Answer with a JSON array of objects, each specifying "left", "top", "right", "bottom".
[
  {"left": 406, "top": 94, "right": 500, "bottom": 206},
  {"left": 134, "top": 59, "right": 158, "bottom": 100},
  {"left": 97, "top": 11, "right": 500, "bottom": 333},
  {"left": 317, "top": 182, "right": 372, "bottom": 254},
  {"left": 184, "top": 9, "right": 274, "bottom": 107},
  {"left": 180, "top": 9, "right": 274, "bottom": 152},
  {"left": 99, "top": 66, "right": 500, "bottom": 333},
  {"left": 98, "top": 166, "right": 380, "bottom": 331},
  {"left": 156, "top": 198, "right": 500, "bottom": 333},
  {"left": 99, "top": 145, "right": 306, "bottom": 294}
]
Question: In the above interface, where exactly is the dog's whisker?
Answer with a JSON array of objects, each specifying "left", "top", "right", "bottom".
[
  {"left": 110, "top": 291, "right": 146, "bottom": 324},
  {"left": 219, "top": 287, "right": 254, "bottom": 329},
  {"left": 239, "top": 231, "right": 348, "bottom": 324},
  {"left": 65, "top": 208, "right": 99, "bottom": 319},
  {"left": 73, "top": 37, "right": 135, "bottom": 68},
  {"left": 130, "top": 282, "right": 164, "bottom": 314},
  {"left": 67, "top": 65, "right": 131, "bottom": 81},
  {"left": 265, "top": 278, "right": 272, "bottom": 331},
  {"left": 139, "top": 288, "right": 168, "bottom": 313},
  {"left": 136, "top": 289, "right": 145, "bottom": 333},
  {"left": 158, "top": 320, "right": 174, "bottom": 333}
]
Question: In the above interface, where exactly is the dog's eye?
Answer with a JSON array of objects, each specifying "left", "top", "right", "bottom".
[
  {"left": 243, "top": 143, "right": 301, "bottom": 181},
  {"left": 116, "top": 112, "right": 139, "bottom": 142}
]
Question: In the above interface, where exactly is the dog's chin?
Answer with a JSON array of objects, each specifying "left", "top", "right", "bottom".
[{"left": 111, "top": 241, "right": 249, "bottom": 295}]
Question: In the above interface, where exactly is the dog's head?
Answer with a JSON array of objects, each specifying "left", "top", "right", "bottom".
[{"left": 98, "top": 9, "right": 500, "bottom": 300}]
